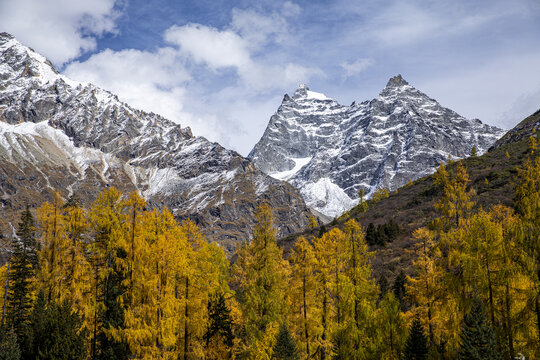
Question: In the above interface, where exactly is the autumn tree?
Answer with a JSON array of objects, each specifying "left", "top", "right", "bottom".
[
  {"left": 435, "top": 162, "right": 475, "bottom": 230},
  {"left": 87, "top": 187, "right": 130, "bottom": 359},
  {"left": 288, "top": 236, "right": 319, "bottom": 358},
  {"left": 514, "top": 156, "right": 540, "bottom": 354},
  {"left": 234, "top": 203, "right": 288, "bottom": 358}
]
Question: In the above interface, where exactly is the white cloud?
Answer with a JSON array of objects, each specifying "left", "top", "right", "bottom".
[
  {"left": 164, "top": 18, "right": 320, "bottom": 93},
  {"left": 0, "top": 0, "right": 120, "bottom": 66},
  {"left": 165, "top": 24, "right": 251, "bottom": 70},
  {"left": 63, "top": 6, "right": 320, "bottom": 154},
  {"left": 282, "top": 1, "right": 302, "bottom": 16},
  {"left": 230, "top": 8, "right": 289, "bottom": 47},
  {"left": 341, "top": 58, "right": 374, "bottom": 78}
]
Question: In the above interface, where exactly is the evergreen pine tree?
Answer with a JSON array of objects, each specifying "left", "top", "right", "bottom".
[
  {"left": 393, "top": 270, "right": 407, "bottom": 311},
  {"left": 25, "top": 291, "right": 88, "bottom": 360},
  {"left": 378, "top": 274, "right": 389, "bottom": 299},
  {"left": 204, "top": 292, "right": 234, "bottom": 357},
  {"left": 0, "top": 326, "right": 21, "bottom": 360},
  {"left": 6, "top": 207, "right": 38, "bottom": 339},
  {"left": 365, "top": 223, "right": 377, "bottom": 246},
  {"left": 403, "top": 315, "right": 429, "bottom": 360},
  {"left": 458, "top": 299, "right": 501, "bottom": 360},
  {"left": 273, "top": 323, "right": 300, "bottom": 360}
]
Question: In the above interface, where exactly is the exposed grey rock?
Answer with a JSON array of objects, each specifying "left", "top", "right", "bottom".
[
  {"left": 0, "top": 33, "right": 312, "bottom": 254},
  {"left": 249, "top": 75, "right": 506, "bottom": 217}
]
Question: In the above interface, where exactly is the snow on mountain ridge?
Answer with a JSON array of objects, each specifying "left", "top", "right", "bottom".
[
  {"left": 0, "top": 33, "right": 312, "bottom": 252},
  {"left": 249, "top": 76, "right": 506, "bottom": 217}
]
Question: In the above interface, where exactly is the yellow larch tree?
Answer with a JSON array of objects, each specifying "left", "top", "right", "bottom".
[
  {"left": 341, "top": 219, "right": 379, "bottom": 359},
  {"left": 63, "top": 195, "right": 93, "bottom": 331},
  {"left": 36, "top": 192, "right": 69, "bottom": 303},
  {"left": 87, "top": 187, "right": 127, "bottom": 359},
  {"left": 312, "top": 228, "right": 348, "bottom": 359},
  {"left": 288, "top": 236, "right": 320, "bottom": 359},
  {"left": 112, "top": 207, "right": 186, "bottom": 359},
  {"left": 514, "top": 156, "right": 540, "bottom": 356},
  {"left": 406, "top": 228, "right": 445, "bottom": 349},
  {"left": 178, "top": 219, "right": 231, "bottom": 360},
  {"left": 435, "top": 161, "right": 475, "bottom": 230},
  {"left": 234, "top": 203, "right": 289, "bottom": 359}
]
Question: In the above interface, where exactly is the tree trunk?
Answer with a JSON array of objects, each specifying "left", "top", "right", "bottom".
[
  {"left": 321, "top": 286, "right": 327, "bottom": 360},
  {"left": 130, "top": 207, "right": 136, "bottom": 305},
  {"left": 423, "top": 239, "right": 434, "bottom": 345},
  {"left": 303, "top": 274, "right": 309, "bottom": 357},
  {"left": 184, "top": 276, "right": 189, "bottom": 360},
  {"left": 48, "top": 205, "right": 58, "bottom": 303},
  {"left": 1, "top": 259, "right": 10, "bottom": 327},
  {"left": 504, "top": 280, "right": 514, "bottom": 360},
  {"left": 351, "top": 230, "right": 359, "bottom": 328},
  {"left": 486, "top": 256, "right": 495, "bottom": 326}
]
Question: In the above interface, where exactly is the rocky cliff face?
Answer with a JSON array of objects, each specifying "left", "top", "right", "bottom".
[
  {"left": 0, "top": 32, "right": 311, "bottom": 253},
  {"left": 249, "top": 76, "right": 506, "bottom": 217}
]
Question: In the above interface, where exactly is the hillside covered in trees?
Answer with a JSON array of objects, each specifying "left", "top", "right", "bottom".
[{"left": 0, "top": 126, "right": 538, "bottom": 359}]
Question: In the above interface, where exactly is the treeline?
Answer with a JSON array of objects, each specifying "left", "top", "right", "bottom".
[{"left": 0, "top": 149, "right": 538, "bottom": 359}]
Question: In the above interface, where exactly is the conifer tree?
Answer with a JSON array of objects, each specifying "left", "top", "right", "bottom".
[
  {"left": 514, "top": 156, "right": 540, "bottom": 353},
  {"left": 62, "top": 195, "right": 92, "bottom": 330},
  {"left": 393, "top": 271, "right": 407, "bottom": 311},
  {"left": 0, "top": 326, "right": 20, "bottom": 360},
  {"left": 179, "top": 219, "right": 231, "bottom": 359},
  {"left": 6, "top": 206, "right": 38, "bottom": 339},
  {"left": 365, "top": 223, "right": 377, "bottom": 246},
  {"left": 87, "top": 188, "right": 130, "bottom": 360},
  {"left": 377, "top": 293, "right": 406, "bottom": 360},
  {"left": 357, "top": 189, "right": 368, "bottom": 213},
  {"left": 458, "top": 299, "right": 501, "bottom": 360},
  {"left": 288, "top": 236, "right": 319, "bottom": 358},
  {"left": 36, "top": 193, "right": 69, "bottom": 304},
  {"left": 342, "top": 219, "right": 379, "bottom": 357},
  {"left": 403, "top": 315, "right": 429, "bottom": 360},
  {"left": 234, "top": 203, "right": 288, "bottom": 357},
  {"left": 26, "top": 291, "right": 88, "bottom": 360},
  {"left": 273, "top": 323, "right": 300, "bottom": 360},
  {"left": 205, "top": 292, "right": 234, "bottom": 359},
  {"left": 406, "top": 228, "right": 442, "bottom": 347},
  {"left": 112, "top": 207, "right": 185, "bottom": 359},
  {"left": 435, "top": 162, "right": 475, "bottom": 230}
]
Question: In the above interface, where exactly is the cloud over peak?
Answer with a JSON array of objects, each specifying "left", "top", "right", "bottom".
[{"left": 0, "top": 0, "right": 121, "bottom": 66}]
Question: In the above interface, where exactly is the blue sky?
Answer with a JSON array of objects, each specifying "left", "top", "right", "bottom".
[{"left": 2, "top": 0, "right": 540, "bottom": 154}]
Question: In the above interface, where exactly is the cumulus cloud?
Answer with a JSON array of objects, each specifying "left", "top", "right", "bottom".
[
  {"left": 230, "top": 8, "right": 290, "bottom": 47},
  {"left": 341, "top": 58, "right": 374, "bottom": 79},
  {"left": 64, "top": 5, "right": 320, "bottom": 154},
  {"left": 0, "top": 0, "right": 120, "bottom": 66},
  {"left": 164, "top": 17, "right": 320, "bottom": 92},
  {"left": 63, "top": 47, "right": 223, "bottom": 140},
  {"left": 165, "top": 25, "right": 250, "bottom": 70}
]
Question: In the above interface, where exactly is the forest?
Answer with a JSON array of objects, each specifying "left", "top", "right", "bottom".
[{"left": 0, "top": 143, "right": 538, "bottom": 360}]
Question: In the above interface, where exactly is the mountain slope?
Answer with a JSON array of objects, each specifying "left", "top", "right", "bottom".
[
  {"left": 249, "top": 76, "right": 505, "bottom": 217},
  {"left": 0, "top": 32, "right": 311, "bottom": 253},
  {"left": 279, "top": 108, "right": 539, "bottom": 277}
]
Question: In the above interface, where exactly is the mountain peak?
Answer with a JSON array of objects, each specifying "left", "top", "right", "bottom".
[
  {"left": 292, "top": 84, "right": 330, "bottom": 101},
  {"left": 0, "top": 32, "right": 15, "bottom": 42},
  {"left": 385, "top": 74, "right": 409, "bottom": 88}
]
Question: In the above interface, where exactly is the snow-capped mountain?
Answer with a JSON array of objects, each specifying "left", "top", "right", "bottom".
[
  {"left": 0, "top": 32, "right": 311, "bottom": 252},
  {"left": 249, "top": 76, "right": 506, "bottom": 217}
]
